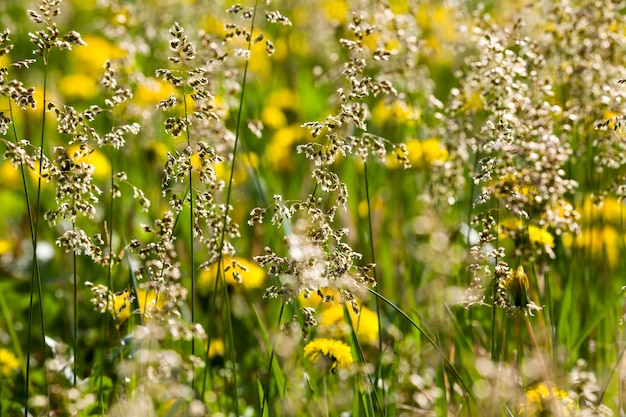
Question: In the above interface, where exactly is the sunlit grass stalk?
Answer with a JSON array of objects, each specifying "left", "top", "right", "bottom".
[
  {"left": 368, "top": 286, "right": 476, "bottom": 406},
  {"left": 24, "top": 49, "right": 51, "bottom": 416},
  {"left": 181, "top": 70, "right": 197, "bottom": 389},
  {"left": 72, "top": 217, "right": 77, "bottom": 386},
  {"left": 491, "top": 202, "right": 501, "bottom": 362},
  {"left": 343, "top": 303, "right": 381, "bottom": 415},
  {"left": 260, "top": 300, "right": 286, "bottom": 416},
  {"left": 362, "top": 162, "right": 385, "bottom": 399},
  {"left": 202, "top": 0, "right": 260, "bottom": 410}
]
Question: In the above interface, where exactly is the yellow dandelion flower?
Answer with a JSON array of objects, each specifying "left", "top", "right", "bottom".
[
  {"left": 110, "top": 288, "right": 166, "bottom": 327},
  {"left": 202, "top": 15, "right": 227, "bottom": 38},
  {"left": 304, "top": 338, "right": 353, "bottom": 371},
  {"left": 387, "top": 138, "right": 447, "bottom": 169},
  {"left": 135, "top": 78, "right": 179, "bottom": 107},
  {"left": 528, "top": 225, "right": 555, "bottom": 249},
  {"left": 571, "top": 226, "right": 620, "bottom": 268},
  {"left": 28, "top": 161, "right": 52, "bottom": 187},
  {"left": 213, "top": 152, "right": 258, "bottom": 186},
  {"left": 461, "top": 91, "right": 485, "bottom": 112},
  {"left": 318, "top": 304, "right": 379, "bottom": 345},
  {"left": 320, "top": 0, "right": 349, "bottom": 25},
  {"left": 72, "top": 35, "right": 125, "bottom": 76},
  {"left": 500, "top": 265, "right": 531, "bottom": 310},
  {"left": 198, "top": 257, "right": 265, "bottom": 292},
  {"left": 67, "top": 144, "right": 112, "bottom": 180},
  {"left": 404, "top": 139, "right": 423, "bottom": 166},
  {"left": 58, "top": 73, "right": 99, "bottom": 101},
  {"left": 136, "top": 288, "right": 166, "bottom": 319},
  {"left": 420, "top": 138, "right": 448, "bottom": 165},
  {"left": 0, "top": 161, "right": 20, "bottom": 190},
  {"left": 0, "top": 348, "right": 20, "bottom": 376},
  {"left": 0, "top": 239, "right": 13, "bottom": 255},
  {"left": 298, "top": 288, "right": 340, "bottom": 309},
  {"left": 389, "top": 0, "right": 409, "bottom": 14},
  {"left": 372, "top": 100, "right": 419, "bottom": 128},
  {"left": 208, "top": 339, "right": 225, "bottom": 359},
  {"left": 602, "top": 111, "right": 621, "bottom": 130},
  {"left": 261, "top": 105, "right": 287, "bottom": 130},
  {"left": 267, "top": 89, "right": 299, "bottom": 110},
  {"left": 111, "top": 289, "right": 133, "bottom": 325},
  {"left": 519, "top": 383, "right": 574, "bottom": 416},
  {"left": 266, "top": 125, "right": 304, "bottom": 171},
  {"left": 581, "top": 196, "right": 626, "bottom": 226}
]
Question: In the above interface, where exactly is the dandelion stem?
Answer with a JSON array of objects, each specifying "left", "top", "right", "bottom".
[{"left": 524, "top": 315, "right": 562, "bottom": 417}]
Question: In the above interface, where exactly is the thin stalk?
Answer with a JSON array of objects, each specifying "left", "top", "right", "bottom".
[
  {"left": 524, "top": 315, "right": 562, "bottom": 417},
  {"left": 73, "top": 219, "right": 78, "bottom": 386},
  {"left": 491, "top": 202, "right": 501, "bottom": 362},
  {"left": 182, "top": 70, "right": 196, "bottom": 391},
  {"left": 322, "top": 375, "right": 329, "bottom": 417},
  {"left": 260, "top": 301, "right": 286, "bottom": 416},
  {"left": 344, "top": 304, "right": 382, "bottom": 415},
  {"left": 98, "top": 142, "right": 116, "bottom": 414},
  {"left": 368, "top": 286, "right": 476, "bottom": 404},
  {"left": 206, "top": 0, "right": 259, "bottom": 412},
  {"left": 25, "top": 50, "right": 51, "bottom": 416},
  {"left": 363, "top": 162, "right": 384, "bottom": 401}
]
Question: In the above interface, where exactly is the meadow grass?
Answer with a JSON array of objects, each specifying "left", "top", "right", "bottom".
[{"left": 1, "top": 0, "right": 626, "bottom": 416}]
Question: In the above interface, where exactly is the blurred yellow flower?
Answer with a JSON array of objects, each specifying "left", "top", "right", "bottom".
[
  {"left": 462, "top": 91, "right": 486, "bottom": 112},
  {"left": 371, "top": 100, "right": 419, "bottom": 127},
  {"left": 389, "top": 0, "right": 409, "bottom": 14},
  {"left": 318, "top": 304, "right": 379, "bottom": 345},
  {"left": 202, "top": 15, "right": 227, "bottom": 38},
  {"left": 357, "top": 196, "right": 385, "bottom": 218},
  {"left": 304, "top": 338, "right": 353, "bottom": 371},
  {"left": 28, "top": 161, "right": 52, "bottom": 187},
  {"left": 267, "top": 88, "right": 298, "bottom": 111},
  {"left": 266, "top": 125, "right": 304, "bottom": 171},
  {"left": 261, "top": 106, "right": 287, "bottom": 129},
  {"left": 528, "top": 225, "right": 555, "bottom": 248},
  {"left": 0, "top": 348, "right": 20, "bottom": 376},
  {"left": 67, "top": 144, "right": 111, "bottom": 180},
  {"left": 581, "top": 196, "right": 626, "bottom": 226},
  {"left": 415, "top": 3, "right": 463, "bottom": 67},
  {"left": 213, "top": 152, "right": 258, "bottom": 185},
  {"left": 230, "top": 29, "right": 271, "bottom": 77},
  {"left": 135, "top": 78, "right": 178, "bottom": 107},
  {"left": 387, "top": 138, "right": 447, "bottom": 169},
  {"left": 420, "top": 138, "right": 448, "bottom": 164},
  {"left": 72, "top": 35, "right": 125, "bottom": 76},
  {"left": 136, "top": 289, "right": 166, "bottom": 319},
  {"left": 298, "top": 288, "right": 341, "bottom": 309},
  {"left": 58, "top": 73, "right": 99, "bottom": 101},
  {"left": 499, "top": 265, "right": 533, "bottom": 312},
  {"left": 208, "top": 338, "right": 225, "bottom": 359},
  {"left": 110, "top": 288, "right": 166, "bottom": 327},
  {"left": 603, "top": 110, "right": 621, "bottom": 130},
  {"left": 320, "top": 0, "right": 349, "bottom": 25},
  {"left": 568, "top": 226, "right": 620, "bottom": 268},
  {"left": 111, "top": 289, "right": 133, "bottom": 325},
  {"left": 198, "top": 257, "right": 265, "bottom": 291},
  {"left": 0, "top": 240, "right": 12, "bottom": 254},
  {"left": 0, "top": 161, "right": 20, "bottom": 190},
  {"left": 519, "top": 383, "right": 574, "bottom": 416}
]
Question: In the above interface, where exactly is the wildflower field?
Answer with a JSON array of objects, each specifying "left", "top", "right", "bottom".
[{"left": 2, "top": 0, "right": 626, "bottom": 415}]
